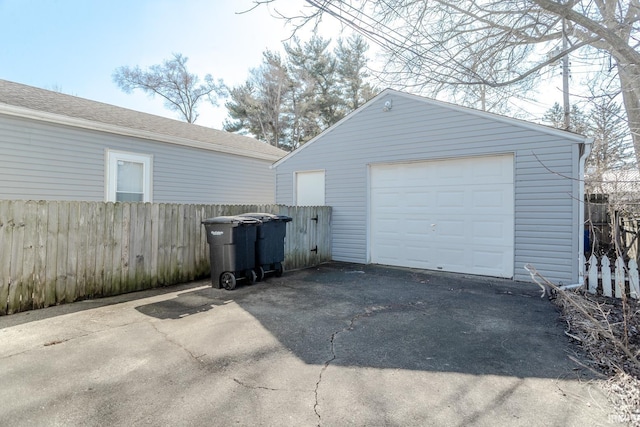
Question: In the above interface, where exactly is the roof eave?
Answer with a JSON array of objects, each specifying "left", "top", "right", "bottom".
[
  {"left": 391, "top": 90, "right": 590, "bottom": 143},
  {"left": 272, "top": 89, "right": 393, "bottom": 168},
  {"left": 272, "top": 89, "right": 590, "bottom": 168},
  {"left": 0, "top": 103, "right": 284, "bottom": 162}
]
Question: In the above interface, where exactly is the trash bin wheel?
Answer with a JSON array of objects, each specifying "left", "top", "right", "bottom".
[
  {"left": 275, "top": 262, "right": 284, "bottom": 277},
  {"left": 246, "top": 269, "right": 257, "bottom": 285},
  {"left": 255, "top": 266, "right": 265, "bottom": 282},
  {"left": 221, "top": 272, "right": 236, "bottom": 290}
]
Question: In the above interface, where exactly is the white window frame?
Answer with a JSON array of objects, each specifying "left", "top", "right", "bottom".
[{"left": 105, "top": 150, "right": 153, "bottom": 202}]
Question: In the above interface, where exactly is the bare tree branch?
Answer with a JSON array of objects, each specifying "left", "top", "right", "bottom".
[
  {"left": 112, "top": 53, "right": 224, "bottom": 124},
  {"left": 257, "top": 0, "right": 640, "bottom": 165}
]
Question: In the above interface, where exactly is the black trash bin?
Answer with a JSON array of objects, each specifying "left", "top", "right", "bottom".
[
  {"left": 201, "top": 216, "right": 261, "bottom": 290},
  {"left": 239, "top": 212, "right": 292, "bottom": 280}
]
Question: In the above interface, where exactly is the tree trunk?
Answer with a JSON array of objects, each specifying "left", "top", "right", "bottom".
[{"left": 616, "top": 64, "right": 640, "bottom": 168}]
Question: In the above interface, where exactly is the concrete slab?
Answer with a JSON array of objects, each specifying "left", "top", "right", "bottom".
[{"left": 0, "top": 262, "right": 619, "bottom": 426}]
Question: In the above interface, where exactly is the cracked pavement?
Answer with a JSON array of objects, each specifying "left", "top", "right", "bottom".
[{"left": 0, "top": 262, "right": 619, "bottom": 426}]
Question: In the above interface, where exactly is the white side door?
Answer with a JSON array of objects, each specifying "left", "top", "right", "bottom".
[{"left": 296, "top": 170, "right": 325, "bottom": 206}]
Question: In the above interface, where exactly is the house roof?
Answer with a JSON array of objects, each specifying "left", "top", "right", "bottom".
[
  {"left": 272, "top": 88, "right": 589, "bottom": 168},
  {"left": 0, "top": 79, "right": 286, "bottom": 162}
]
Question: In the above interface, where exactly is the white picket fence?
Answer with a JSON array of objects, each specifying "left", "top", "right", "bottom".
[{"left": 584, "top": 254, "right": 640, "bottom": 299}]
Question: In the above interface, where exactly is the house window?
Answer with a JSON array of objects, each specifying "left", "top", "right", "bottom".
[{"left": 106, "top": 150, "right": 152, "bottom": 202}]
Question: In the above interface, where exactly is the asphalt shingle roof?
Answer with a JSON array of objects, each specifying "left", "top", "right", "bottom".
[{"left": 0, "top": 79, "right": 286, "bottom": 161}]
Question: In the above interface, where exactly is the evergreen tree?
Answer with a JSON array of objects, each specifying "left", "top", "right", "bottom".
[
  {"left": 224, "top": 34, "right": 378, "bottom": 150},
  {"left": 224, "top": 51, "right": 291, "bottom": 149},
  {"left": 543, "top": 100, "right": 633, "bottom": 191},
  {"left": 542, "top": 103, "right": 588, "bottom": 134},
  {"left": 284, "top": 36, "right": 328, "bottom": 148},
  {"left": 335, "top": 34, "right": 377, "bottom": 111},
  {"left": 588, "top": 99, "right": 633, "bottom": 181}
]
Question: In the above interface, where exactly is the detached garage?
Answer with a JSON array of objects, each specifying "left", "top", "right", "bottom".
[{"left": 273, "top": 89, "right": 592, "bottom": 285}]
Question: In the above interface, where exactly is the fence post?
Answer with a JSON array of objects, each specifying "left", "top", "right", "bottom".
[
  {"left": 630, "top": 259, "right": 639, "bottom": 299},
  {"left": 602, "top": 256, "right": 612, "bottom": 297},
  {"left": 614, "top": 257, "right": 625, "bottom": 298},
  {"left": 587, "top": 254, "right": 598, "bottom": 294}
]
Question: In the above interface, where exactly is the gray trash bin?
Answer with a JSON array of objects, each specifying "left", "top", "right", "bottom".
[
  {"left": 201, "top": 216, "right": 261, "bottom": 289},
  {"left": 239, "top": 212, "right": 292, "bottom": 281}
]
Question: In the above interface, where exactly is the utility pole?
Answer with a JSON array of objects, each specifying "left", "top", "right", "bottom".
[{"left": 562, "top": 17, "right": 570, "bottom": 130}]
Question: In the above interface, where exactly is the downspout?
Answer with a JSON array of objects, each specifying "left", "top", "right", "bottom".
[{"left": 561, "top": 137, "right": 593, "bottom": 291}]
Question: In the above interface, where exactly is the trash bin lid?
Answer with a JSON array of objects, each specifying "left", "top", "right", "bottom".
[
  {"left": 202, "top": 215, "right": 261, "bottom": 225},
  {"left": 274, "top": 215, "right": 292, "bottom": 222},
  {"left": 240, "top": 212, "right": 292, "bottom": 222},
  {"left": 239, "top": 212, "right": 277, "bottom": 222}
]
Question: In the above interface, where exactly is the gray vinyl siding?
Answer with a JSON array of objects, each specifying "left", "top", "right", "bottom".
[
  {"left": 275, "top": 91, "right": 583, "bottom": 284},
  {"left": 0, "top": 114, "right": 275, "bottom": 204}
]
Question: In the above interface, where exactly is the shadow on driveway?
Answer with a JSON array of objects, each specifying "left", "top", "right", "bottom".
[{"left": 134, "top": 262, "right": 587, "bottom": 380}]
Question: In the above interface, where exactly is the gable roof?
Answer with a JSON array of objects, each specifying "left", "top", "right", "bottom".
[
  {"left": 0, "top": 79, "right": 286, "bottom": 162},
  {"left": 273, "top": 88, "right": 589, "bottom": 168}
]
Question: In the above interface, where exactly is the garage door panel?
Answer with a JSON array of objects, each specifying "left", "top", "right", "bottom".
[
  {"left": 405, "top": 218, "right": 430, "bottom": 231},
  {"left": 472, "top": 250, "right": 513, "bottom": 275},
  {"left": 472, "top": 155, "right": 512, "bottom": 177},
  {"left": 405, "top": 162, "right": 434, "bottom": 180},
  {"left": 401, "top": 254, "right": 434, "bottom": 269},
  {"left": 370, "top": 155, "right": 514, "bottom": 278},
  {"left": 405, "top": 192, "right": 432, "bottom": 207},
  {"left": 374, "top": 254, "right": 401, "bottom": 265},
  {"left": 371, "top": 167, "right": 403, "bottom": 187},
  {"left": 472, "top": 220, "right": 511, "bottom": 241},
  {"left": 373, "top": 190, "right": 402, "bottom": 207},
  {"left": 435, "top": 162, "right": 465, "bottom": 179},
  {"left": 375, "top": 227, "right": 400, "bottom": 239},
  {"left": 437, "top": 247, "right": 468, "bottom": 273},
  {"left": 472, "top": 189, "right": 511, "bottom": 208},
  {"left": 402, "top": 260, "right": 432, "bottom": 270},
  {"left": 436, "top": 220, "right": 466, "bottom": 239},
  {"left": 405, "top": 245, "right": 434, "bottom": 261},
  {"left": 436, "top": 191, "right": 466, "bottom": 208}
]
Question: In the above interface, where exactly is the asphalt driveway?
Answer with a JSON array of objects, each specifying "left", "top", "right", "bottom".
[{"left": 0, "top": 262, "right": 618, "bottom": 426}]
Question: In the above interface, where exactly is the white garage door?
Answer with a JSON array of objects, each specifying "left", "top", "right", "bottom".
[{"left": 370, "top": 154, "right": 514, "bottom": 278}]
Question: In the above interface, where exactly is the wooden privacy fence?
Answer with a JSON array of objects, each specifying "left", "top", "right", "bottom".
[
  {"left": 584, "top": 254, "right": 640, "bottom": 299},
  {"left": 0, "top": 201, "right": 331, "bottom": 315}
]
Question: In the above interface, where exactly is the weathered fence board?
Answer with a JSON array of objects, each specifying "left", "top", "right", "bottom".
[
  {"left": 22, "top": 201, "right": 37, "bottom": 311},
  {"left": 44, "top": 202, "right": 58, "bottom": 307},
  {"left": 56, "top": 202, "right": 69, "bottom": 304},
  {"left": 585, "top": 254, "right": 640, "bottom": 300},
  {"left": 0, "top": 201, "right": 12, "bottom": 314},
  {"left": 631, "top": 260, "right": 640, "bottom": 299},
  {"left": 9, "top": 201, "right": 25, "bottom": 312},
  {"left": 34, "top": 201, "right": 48, "bottom": 308},
  {"left": 0, "top": 201, "right": 331, "bottom": 315},
  {"left": 93, "top": 202, "right": 106, "bottom": 297},
  {"left": 103, "top": 202, "right": 115, "bottom": 297}
]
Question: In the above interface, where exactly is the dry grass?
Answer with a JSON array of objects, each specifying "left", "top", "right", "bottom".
[
  {"left": 553, "top": 290, "right": 640, "bottom": 426},
  {"left": 524, "top": 264, "right": 640, "bottom": 425},
  {"left": 554, "top": 291, "right": 640, "bottom": 377}
]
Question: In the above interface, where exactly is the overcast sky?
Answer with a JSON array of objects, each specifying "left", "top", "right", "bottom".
[{"left": 0, "top": 0, "right": 341, "bottom": 128}]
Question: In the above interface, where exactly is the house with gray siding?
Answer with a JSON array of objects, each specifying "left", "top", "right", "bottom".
[
  {"left": 0, "top": 79, "right": 285, "bottom": 204},
  {"left": 273, "top": 89, "right": 592, "bottom": 285}
]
